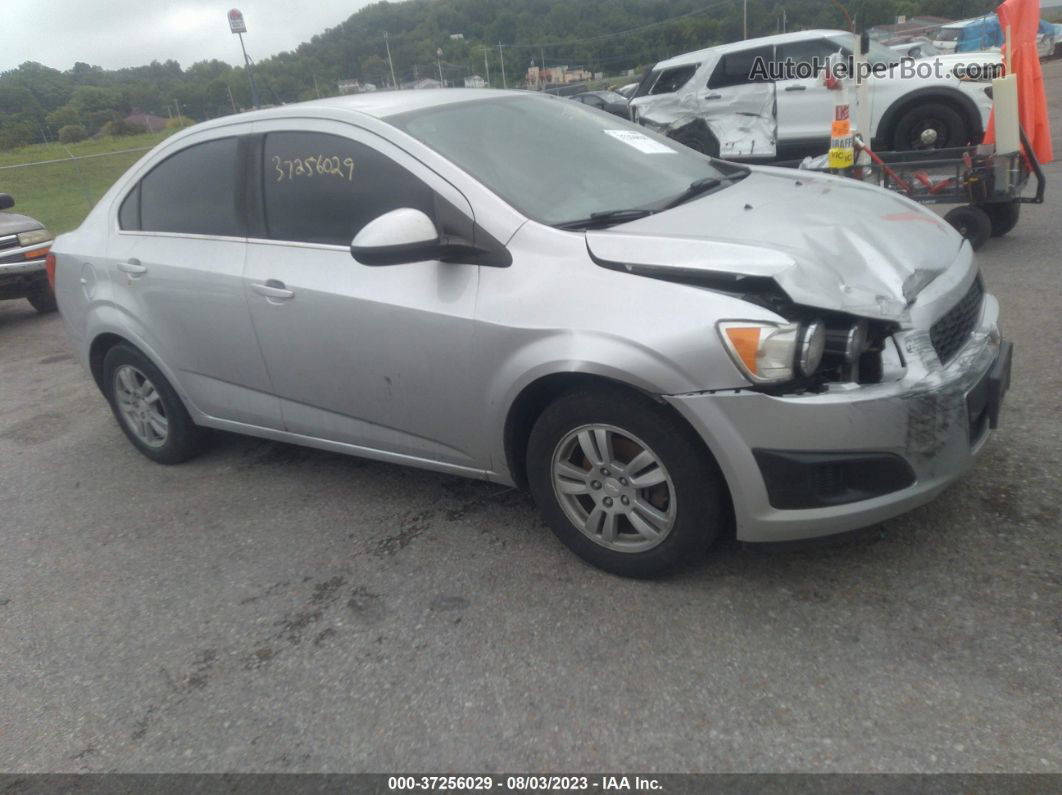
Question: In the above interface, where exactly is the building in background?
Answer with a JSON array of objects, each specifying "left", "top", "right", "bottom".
[
  {"left": 124, "top": 111, "right": 168, "bottom": 132},
  {"left": 464, "top": 74, "right": 487, "bottom": 88}
]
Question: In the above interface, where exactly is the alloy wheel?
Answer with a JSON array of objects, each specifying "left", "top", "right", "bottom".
[
  {"left": 551, "top": 424, "right": 677, "bottom": 553},
  {"left": 113, "top": 364, "right": 169, "bottom": 448}
]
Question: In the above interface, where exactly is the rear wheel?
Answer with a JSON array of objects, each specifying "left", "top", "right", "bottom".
[
  {"left": 892, "top": 102, "right": 968, "bottom": 150},
  {"left": 526, "top": 387, "right": 724, "bottom": 578},
  {"left": 981, "top": 202, "right": 1021, "bottom": 237},
  {"left": 102, "top": 343, "right": 209, "bottom": 464},
  {"left": 944, "top": 205, "right": 992, "bottom": 250}
]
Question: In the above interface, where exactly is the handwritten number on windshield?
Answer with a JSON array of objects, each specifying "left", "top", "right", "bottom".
[{"left": 272, "top": 155, "right": 355, "bottom": 183}]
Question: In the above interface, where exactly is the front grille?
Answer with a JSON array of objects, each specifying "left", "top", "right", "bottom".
[
  {"left": 931, "top": 275, "right": 984, "bottom": 364},
  {"left": 0, "top": 235, "right": 18, "bottom": 252}
]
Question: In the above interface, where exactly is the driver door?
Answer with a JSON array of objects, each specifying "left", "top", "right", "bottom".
[{"left": 242, "top": 122, "right": 483, "bottom": 469}]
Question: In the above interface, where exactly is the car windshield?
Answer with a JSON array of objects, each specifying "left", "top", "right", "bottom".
[{"left": 388, "top": 95, "right": 726, "bottom": 227}]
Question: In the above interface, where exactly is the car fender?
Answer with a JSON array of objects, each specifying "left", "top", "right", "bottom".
[{"left": 84, "top": 302, "right": 202, "bottom": 417}]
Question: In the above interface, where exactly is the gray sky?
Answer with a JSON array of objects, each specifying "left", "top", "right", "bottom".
[{"left": 0, "top": 1, "right": 373, "bottom": 73}]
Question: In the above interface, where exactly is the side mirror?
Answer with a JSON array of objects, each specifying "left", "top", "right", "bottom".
[
  {"left": 0, "top": 194, "right": 14, "bottom": 211},
  {"left": 350, "top": 208, "right": 442, "bottom": 266}
]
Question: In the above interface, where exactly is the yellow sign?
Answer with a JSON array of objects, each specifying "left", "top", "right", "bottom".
[{"left": 828, "top": 147, "right": 854, "bottom": 169}]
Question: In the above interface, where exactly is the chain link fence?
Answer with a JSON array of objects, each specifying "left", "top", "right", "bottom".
[{"left": 0, "top": 146, "right": 153, "bottom": 235}]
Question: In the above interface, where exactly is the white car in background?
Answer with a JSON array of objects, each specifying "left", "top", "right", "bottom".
[{"left": 629, "top": 29, "right": 997, "bottom": 159}]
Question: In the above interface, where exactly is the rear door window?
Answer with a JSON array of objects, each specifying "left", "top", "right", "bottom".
[
  {"left": 138, "top": 138, "right": 242, "bottom": 237},
  {"left": 261, "top": 131, "right": 435, "bottom": 246},
  {"left": 708, "top": 46, "right": 776, "bottom": 88}
]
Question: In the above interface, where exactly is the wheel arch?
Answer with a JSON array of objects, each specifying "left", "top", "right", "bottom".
[
  {"left": 874, "top": 88, "right": 984, "bottom": 149},
  {"left": 501, "top": 371, "right": 731, "bottom": 514},
  {"left": 87, "top": 326, "right": 196, "bottom": 419},
  {"left": 666, "top": 118, "right": 720, "bottom": 155}
]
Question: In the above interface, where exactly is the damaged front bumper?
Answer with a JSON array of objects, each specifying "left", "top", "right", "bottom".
[{"left": 665, "top": 290, "right": 1009, "bottom": 543}]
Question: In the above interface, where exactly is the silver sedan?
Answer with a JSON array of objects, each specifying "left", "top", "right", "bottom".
[{"left": 52, "top": 89, "right": 1011, "bottom": 577}]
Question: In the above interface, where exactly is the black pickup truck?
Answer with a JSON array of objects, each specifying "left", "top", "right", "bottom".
[{"left": 0, "top": 193, "right": 56, "bottom": 313}]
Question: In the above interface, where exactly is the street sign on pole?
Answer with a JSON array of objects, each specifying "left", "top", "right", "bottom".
[{"left": 228, "top": 9, "right": 247, "bottom": 34}]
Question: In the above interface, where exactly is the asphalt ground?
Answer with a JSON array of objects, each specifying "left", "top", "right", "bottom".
[{"left": 1, "top": 62, "right": 1060, "bottom": 773}]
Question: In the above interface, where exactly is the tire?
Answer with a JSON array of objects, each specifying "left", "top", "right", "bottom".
[
  {"left": 892, "top": 102, "right": 968, "bottom": 150},
  {"left": 671, "top": 127, "right": 720, "bottom": 158},
  {"left": 981, "top": 202, "right": 1021, "bottom": 237},
  {"left": 944, "top": 205, "right": 992, "bottom": 251},
  {"left": 102, "top": 343, "right": 209, "bottom": 465},
  {"left": 27, "top": 288, "right": 58, "bottom": 313},
  {"left": 526, "top": 387, "right": 724, "bottom": 578}
]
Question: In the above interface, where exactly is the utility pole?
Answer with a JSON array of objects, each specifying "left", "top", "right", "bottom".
[
  {"left": 498, "top": 42, "right": 507, "bottom": 89},
  {"left": 226, "top": 83, "right": 238, "bottom": 113},
  {"left": 384, "top": 31, "right": 398, "bottom": 89},
  {"left": 312, "top": 73, "right": 321, "bottom": 98},
  {"left": 483, "top": 47, "right": 491, "bottom": 86},
  {"left": 437, "top": 48, "right": 444, "bottom": 85},
  {"left": 174, "top": 97, "right": 182, "bottom": 119},
  {"left": 743, "top": 0, "right": 748, "bottom": 39},
  {"left": 782, "top": 7, "right": 787, "bottom": 33}
]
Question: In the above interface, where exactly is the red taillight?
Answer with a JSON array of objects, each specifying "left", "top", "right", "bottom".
[{"left": 45, "top": 252, "right": 57, "bottom": 290}]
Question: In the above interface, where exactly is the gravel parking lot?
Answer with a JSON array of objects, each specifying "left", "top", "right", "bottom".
[{"left": 2, "top": 63, "right": 1060, "bottom": 774}]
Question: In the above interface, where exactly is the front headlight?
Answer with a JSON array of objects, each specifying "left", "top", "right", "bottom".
[
  {"left": 719, "top": 320, "right": 825, "bottom": 384},
  {"left": 18, "top": 228, "right": 52, "bottom": 247}
]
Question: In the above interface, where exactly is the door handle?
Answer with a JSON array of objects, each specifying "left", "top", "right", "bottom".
[
  {"left": 252, "top": 279, "right": 294, "bottom": 300},
  {"left": 118, "top": 258, "right": 147, "bottom": 275},
  {"left": 784, "top": 85, "right": 807, "bottom": 91},
  {"left": 703, "top": 93, "right": 722, "bottom": 100}
]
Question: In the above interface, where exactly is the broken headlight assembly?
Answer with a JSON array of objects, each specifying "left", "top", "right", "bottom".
[
  {"left": 720, "top": 315, "right": 897, "bottom": 389},
  {"left": 718, "top": 320, "right": 825, "bottom": 385}
]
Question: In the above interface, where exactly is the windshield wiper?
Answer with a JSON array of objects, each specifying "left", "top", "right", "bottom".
[
  {"left": 555, "top": 207, "right": 654, "bottom": 231},
  {"left": 662, "top": 176, "right": 724, "bottom": 209}
]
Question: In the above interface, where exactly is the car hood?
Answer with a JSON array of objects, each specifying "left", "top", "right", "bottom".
[
  {"left": 925, "top": 51, "right": 1003, "bottom": 67},
  {"left": 0, "top": 211, "right": 44, "bottom": 236},
  {"left": 585, "top": 167, "right": 963, "bottom": 320}
]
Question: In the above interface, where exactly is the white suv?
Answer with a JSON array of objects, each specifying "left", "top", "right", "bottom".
[{"left": 630, "top": 29, "right": 998, "bottom": 159}]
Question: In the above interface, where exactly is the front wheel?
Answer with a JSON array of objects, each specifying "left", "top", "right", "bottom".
[
  {"left": 27, "top": 288, "right": 58, "bottom": 313},
  {"left": 526, "top": 388, "right": 725, "bottom": 578}
]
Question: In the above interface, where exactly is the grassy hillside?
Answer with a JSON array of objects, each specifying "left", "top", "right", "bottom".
[{"left": 0, "top": 131, "right": 172, "bottom": 234}]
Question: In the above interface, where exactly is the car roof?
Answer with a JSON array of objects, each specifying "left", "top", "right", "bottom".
[
  {"left": 652, "top": 29, "right": 850, "bottom": 69},
  {"left": 192, "top": 88, "right": 530, "bottom": 133}
]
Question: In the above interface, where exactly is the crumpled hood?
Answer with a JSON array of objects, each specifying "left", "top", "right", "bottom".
[
  {"left": 585, "top": 167, "right": 964, "bottom": 320},
  {"left": 0, "top": 211, "right": 45, "bottom": 236}
]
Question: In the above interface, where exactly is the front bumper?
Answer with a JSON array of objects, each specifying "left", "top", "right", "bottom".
[
  {"left": 0, "top": 258, "right": 48, "bottom": 299},
  {"left": 666, "top": 291, "right": 1007, "bottom": 543}
]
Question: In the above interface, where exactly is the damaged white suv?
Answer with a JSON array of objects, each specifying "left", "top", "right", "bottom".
[{"left": 630, "top": 29, "right": 998, "bottom": 160}]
